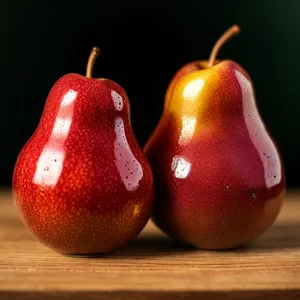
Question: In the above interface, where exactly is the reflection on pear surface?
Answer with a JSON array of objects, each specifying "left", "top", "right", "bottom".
[
  {"left": 114, "top": 117, "right": 143, "bottom": 192},
  {"left": 236, "top": 70, "right": 281, "bottom": 188},
  {"left": 34, "top": 89, "right": 78, "bottom": 187}
]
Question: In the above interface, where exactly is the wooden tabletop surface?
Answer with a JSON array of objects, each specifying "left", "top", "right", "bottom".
[{"left": 1, "top": 189, "right": 300, "bottom": 299}]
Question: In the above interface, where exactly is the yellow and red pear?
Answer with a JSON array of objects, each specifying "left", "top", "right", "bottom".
[{"left": 145, "top": 26, "right": 285, "bottom": 250}]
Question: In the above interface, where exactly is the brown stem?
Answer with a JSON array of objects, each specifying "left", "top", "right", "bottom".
[
  {"left": 208, "top": 25, "right": 240, "bottom": 68},
  {"left": 86, "top": 47, "right": 100, "bottom": 78}
]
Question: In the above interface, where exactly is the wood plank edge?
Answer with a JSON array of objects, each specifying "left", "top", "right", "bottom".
[{"left": 1, "top": 290, "right": 300, "bottom": 300}]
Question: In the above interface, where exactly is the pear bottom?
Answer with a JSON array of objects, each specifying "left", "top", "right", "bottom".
[{"left": 152, "top": 191, "right": 285, "bottom": 250}]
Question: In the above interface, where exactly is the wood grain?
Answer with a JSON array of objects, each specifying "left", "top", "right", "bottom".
[{"left": 1, "top": 189, "right": 300, "bottom": 299}]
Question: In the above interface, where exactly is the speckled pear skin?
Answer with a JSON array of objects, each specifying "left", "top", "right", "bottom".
[
  {"left": 13, "top": 74, "right": 154, "bottom": 255},
  {"left": 145, "top": 60, "right": 285, "bottom": 250}
]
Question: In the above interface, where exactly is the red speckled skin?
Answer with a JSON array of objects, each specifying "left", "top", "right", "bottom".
[
  {"left": 13, "top": 74, "right": 154, "bottom": 255},
  {"left": 145, "top": 60, "right": 285, "bottom": 250}
]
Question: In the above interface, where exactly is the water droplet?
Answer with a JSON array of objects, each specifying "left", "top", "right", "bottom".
[
  {"left": 225, "top": 183, "right": 230, "bottom": 189},
  {"left": 44, "top": 166, "right": 49, "bottom": 171},
  {"left": 251, "top": 191, "right": 257, "bottom": 200}
]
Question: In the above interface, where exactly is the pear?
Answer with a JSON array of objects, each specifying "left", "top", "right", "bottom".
[
  {"left": 13, "top": 47, "right": 154, "bottom": 255},
  {"left": 145, "top": 26, "right": 285, "bottom": 250}
]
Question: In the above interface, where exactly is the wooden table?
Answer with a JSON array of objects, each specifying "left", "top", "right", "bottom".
[{"left": 1, "top": 190, "right": 300, "bottom": 299}]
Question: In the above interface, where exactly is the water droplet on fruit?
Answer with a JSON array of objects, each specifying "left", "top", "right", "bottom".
[
  {"left": 225, "top": 183, "right": 230, "bottom": 189},
  {"left": 251, "top": 191, "right": 257, "bottom": 200}
]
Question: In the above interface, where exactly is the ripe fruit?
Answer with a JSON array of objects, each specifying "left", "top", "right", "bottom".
[
  {"left": 13, "top": 47, "right": 154, "bottom": 255},
  {"left": 145, "top": 26, "right": 285, "bottom": 250}
]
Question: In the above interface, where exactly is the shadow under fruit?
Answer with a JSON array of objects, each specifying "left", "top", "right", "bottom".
[
  {"left": 145, "top": 26, "right": 285, "bottom": 250},
  {"left": 13, "top": 47, "right": 154, "bottom": 255}
]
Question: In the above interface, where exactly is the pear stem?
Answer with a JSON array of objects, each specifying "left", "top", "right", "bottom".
[
  {"left": 86, "top": 47, "right": 100, "bottom": 78},
  {"left": 208, "top": 25, "right": 240, "bottom": 68}
]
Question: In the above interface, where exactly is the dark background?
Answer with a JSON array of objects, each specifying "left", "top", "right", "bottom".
[{"left": 1, "top": 0, "right": 299, "bottom": 187}]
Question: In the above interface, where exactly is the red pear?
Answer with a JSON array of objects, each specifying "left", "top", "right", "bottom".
[
  {"left": 145, "top": 26, "right": 285, "bottom": 250},
  {"left": 13, "top": 47, "right": 154, "bottom": 255}
]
